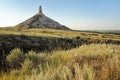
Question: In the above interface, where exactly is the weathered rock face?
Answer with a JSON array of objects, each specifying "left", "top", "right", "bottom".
[{"left": 16, "top": 6, "right": 70, "bottom": 30}]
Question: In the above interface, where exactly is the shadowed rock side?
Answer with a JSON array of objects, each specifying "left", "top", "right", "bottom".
[{"left": 16, "top": 6, "right": 70, "bottom": 30}]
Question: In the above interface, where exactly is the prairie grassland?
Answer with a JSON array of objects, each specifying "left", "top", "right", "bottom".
[
  {"left": 0, "top": 44, "right": 120, "bottom": 80},
  {"left": 0, "top": 28, "right": 120, "bottom": 41}
]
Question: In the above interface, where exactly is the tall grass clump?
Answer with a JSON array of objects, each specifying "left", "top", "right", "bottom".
[
  {"left": 6, "top": 48, "right": 25, "bottom": 69},
  {"left": 0, "top": 44, "right": 120, "bottom": 80}
]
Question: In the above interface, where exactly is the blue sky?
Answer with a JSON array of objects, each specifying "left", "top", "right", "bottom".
[{"left": 0, "top": 0, "right": 120, "bottom": 30}]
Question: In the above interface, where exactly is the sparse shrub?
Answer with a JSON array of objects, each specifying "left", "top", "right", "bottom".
[
  {"left": 76, "top": 36, "right": 80, "bottom": 39},
  {"left": 25, "top": 51, "right": 43, "bottom": 68},
  {"left": 6, "top": 48, "right": 25, "bottom": 69}
]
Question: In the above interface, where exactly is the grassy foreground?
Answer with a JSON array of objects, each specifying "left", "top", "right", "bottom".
[{"left": 0, "top": 44, "right": 120, "bottom": 80}]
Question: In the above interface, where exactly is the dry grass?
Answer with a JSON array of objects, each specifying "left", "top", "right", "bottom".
[
  {"left": 0, "top": 44, "right": 120, "bottom": 80},
  {"left": 0, "top": 27, "right": 120, "bottom": 80},
  {"left": 0, "top": 27, "right": 120, "bottom": 41}
]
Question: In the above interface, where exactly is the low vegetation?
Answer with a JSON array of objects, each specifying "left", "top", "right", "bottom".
[
  {"left": 0, "top": 28, "right": 120, "bottom": 80},
  {"left": 0, "top": 33, "right": 120, "bottom": 71},
  {"left": 0, "top": 44, "right": 120, "bottom": 80},
  {"left": 0, "top": 28, "right": 120, "bottom": 40}
]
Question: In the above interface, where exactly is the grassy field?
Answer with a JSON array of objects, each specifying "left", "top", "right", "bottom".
[
  {"left": 0, "top": 27, "right": 120, "bottom": 40},
  {"left": 0, "top": 44, "right": 120, "bottom": 80},
  {"left": 0, "top": 27, "right": 120, "bottom": 80}
]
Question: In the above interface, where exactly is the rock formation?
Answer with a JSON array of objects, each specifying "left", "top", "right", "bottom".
[{"left": 16, "top": 6, "right": 70, "bottom": 30}]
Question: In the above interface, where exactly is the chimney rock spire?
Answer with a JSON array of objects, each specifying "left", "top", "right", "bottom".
[
  {"left": 39, "top": 6, "right": 43, "bottom": 14},
  {"left": 16, "top": 5, "right": 70, "bottom": 30}
]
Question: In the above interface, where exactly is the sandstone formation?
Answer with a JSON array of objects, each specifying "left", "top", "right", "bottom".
[{"left": 16, "top": 6, "right": 70, "bottom": 30}]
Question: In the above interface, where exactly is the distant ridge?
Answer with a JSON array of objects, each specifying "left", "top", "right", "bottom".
[{"left": 16, "top": 6, "right": 70, "bottom": 30}]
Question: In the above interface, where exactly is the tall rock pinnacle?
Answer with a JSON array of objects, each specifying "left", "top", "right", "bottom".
[
  {"left": 16, "top": 6, "right": 70, "bottom": 30},
  {"left": 39, "top": 6, "right": 43, "bottom": 14}
]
